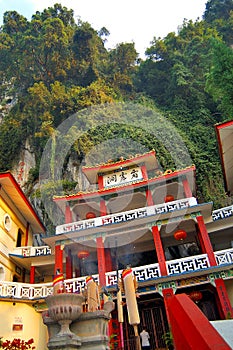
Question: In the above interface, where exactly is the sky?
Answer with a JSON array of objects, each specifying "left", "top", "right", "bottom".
[{"left": 0, "top": 0, "right": 208, "bottom": 57}]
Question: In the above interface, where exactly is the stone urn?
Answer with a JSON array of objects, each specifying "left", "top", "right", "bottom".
[{"left": 46, "top": 293, "right": 84, "bottom": 337}]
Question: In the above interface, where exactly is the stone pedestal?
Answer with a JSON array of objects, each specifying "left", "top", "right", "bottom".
[
  {"left": 47, "top": 335, "right": 81, "bottom": 350},
  {"left": 72, "top": 310, "right": 112, "bottom": 350},
  {"left": 43, "top": 297, "right": 115, "bottom": 350}
]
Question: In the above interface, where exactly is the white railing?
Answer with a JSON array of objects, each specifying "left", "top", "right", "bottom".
[
  {"left": 56, "top": 197, "right": 196, "bottom": 235},
  {"left": 104, "top": 263, "right": 161, "bottom": 288},
  {"left": 215, "top": 248, "right": 233, "bottom": 265},
  {"left": 166, "top": 254, "right": 210, "bottom": 275},
  {"left": 11, "top": 246, "right": 52, "bottom": 257},
  {"left": 212, "top": 205, "right": 233, "bottom": 221},
  {"left": 0, "top": 263, "right": 161, "bottom": 300},
  {"left": 1, "top": 248, "right": 232, "bottom": 301},
  {"left": 0, "top": 281, "right": 53, "bottom": 300},
  {"left": 65, "top": 274, "right": 99, "bottom": 294}
]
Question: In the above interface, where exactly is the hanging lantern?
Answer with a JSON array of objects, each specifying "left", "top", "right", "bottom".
[
  {"left": 189, "top": 291, "right": 203, "bottom": 303},
  {"left": 77, "top": 251, "right": 90, "bottom": 260},
  {"left": 174, "top": 229, "right": 187, "bottom": 241},
  {"left": 86, "top": 212, "right": 96, "bottom": 219},
  {"left": 164, "top": 195, "right": 175, "bottom": 203}
]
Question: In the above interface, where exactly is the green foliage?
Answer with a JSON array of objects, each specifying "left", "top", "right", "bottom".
[
  {"left": 204, "top": 0, "right": 233, "bottom": 24},
  {"left": 33, "top": 179, "right": 78, "bottom": 234},
  {"left": 206, "top": 39, "right": 233, "bottom": 117},
  {"left": 137, "top": 20, "right": 221, "bottom": 115},
  {"left": 0, "top": 0, "right": 232, "bottom": 213},
  {"left": 0, "top": 112, "right": 24, "bottom": 171},
  {"left": 162, "top": 331, "right": 174, "bottom": 349},
  {"left": 203, "top": 0, "right": 233, "bottom": 45}
]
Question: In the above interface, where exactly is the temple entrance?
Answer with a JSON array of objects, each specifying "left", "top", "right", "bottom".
[
  {"left": 123, "top": 293, "right": 169, "bottom": 350},
  {"left": 176, "top": 284, "right": 221, "bottom": 321},
  {"left": 196, "top": 288, "right": 221, "bottom": 320}
]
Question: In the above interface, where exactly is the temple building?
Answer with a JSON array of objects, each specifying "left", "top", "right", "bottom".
[{"left": 0, "top": 122, "right": 232, "bottom": 349}]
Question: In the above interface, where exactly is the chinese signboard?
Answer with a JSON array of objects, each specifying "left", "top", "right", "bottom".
[{"left": 103, "top": 167, "right": 143, "bottom": 188}]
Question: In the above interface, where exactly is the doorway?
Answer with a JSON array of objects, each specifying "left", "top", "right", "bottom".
[{"left": 123, "top": 294, "right": 169, "bottom": 350}]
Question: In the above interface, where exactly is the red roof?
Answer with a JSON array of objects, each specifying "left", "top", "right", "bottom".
[
  {"left": 82, "top": 150, "right": 158, "bottom": 184},
  {"left": 53, "top": 166, "right": 196, "bottom": 213},
  {"left": 0, "top": 172, "right": 45, "bottom": 233}
]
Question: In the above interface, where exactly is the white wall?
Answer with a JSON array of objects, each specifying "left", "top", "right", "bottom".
[{"left": 0, "top": 301, "right": 48, "bottom": 350}]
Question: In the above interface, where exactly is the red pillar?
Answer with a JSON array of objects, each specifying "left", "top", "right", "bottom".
[
  {"left": 96, "top": 236, "right": 106, "bottom": 287},
  {"left": 152, "top": 225, "right": 167, "bottom": 276},
  {"left": 64, "top": 205, "right": 72, "bottom": 279},
  {"left": 141, "top": 164, "right": 148, "bottom": 180},
  {"left": 98, "top": 175, "right": 104, "bottom": 190},
  {"left": 162, "top": 287, "right": 174, "bottom": 326},
  {"left": 146, "top": 189, "right": 154, "bottom": 206},
  {"left": 65, "top": 204, "right": 72, "bottom": 223},
  {"left": 55, "top": 244, "right": 63, "bottom": 275},
  {"left": 215, "top": 278, "right": 233, "bottom": 319},
  {"left": 95, "top": 199, "right": 107, "bottom": 286},
  {"left": 66, "top": 249, "right": 73, "bottom": 279},
  {"left": 30, "top": 265, "right": 35, "bottom": 284},
  {"left": 100, "top": 199, "right": 107, "bottom": 215},
  {"left": 143, "top": 154, "right": 153, "bottom": 206},
  {"left": 196, "top": 215, "right": 217, "bottom": 266},
  {"left": 182, "top": 177, "right": 193, "bottom": 198},
  {"left": 105, "top": 248, "right": 113, "bottom": 272}
]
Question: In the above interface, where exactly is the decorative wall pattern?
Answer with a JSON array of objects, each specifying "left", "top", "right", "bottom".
[{"left": 212, "top": 205, "right": 233, "bottom": 221}]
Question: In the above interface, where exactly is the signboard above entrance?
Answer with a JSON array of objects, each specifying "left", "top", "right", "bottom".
[{"left": 103, "top": 167, "right": 143, "bottom": 188}]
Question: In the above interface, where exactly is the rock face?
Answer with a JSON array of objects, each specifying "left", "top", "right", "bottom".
[
  {"left": 43, "top": 294, "right": 115, "bottom": 350},
  {"left": 12, "top": 139, "right": 36, "bottom": 188}
]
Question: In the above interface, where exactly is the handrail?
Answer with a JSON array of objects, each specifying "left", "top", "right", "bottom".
[
  {"left": 1, "top": 248, "right": 232, "bottom": 301},
  {"left": 56, "top": 197, "right": 196, "bottom": 235},
  {"left": 11, "top": 245, "right": 51, "bottom": 257}
]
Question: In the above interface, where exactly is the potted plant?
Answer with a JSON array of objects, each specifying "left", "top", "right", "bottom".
[
  {"left": 162, "top": 331, "right": 174, "bottom": 350},
  {"left": 0, "top": 338, "right": 35, "bottom": 349}
]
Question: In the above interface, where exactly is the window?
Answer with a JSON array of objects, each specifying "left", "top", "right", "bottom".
[
  {"left": 3, "top": 214, "right": 12, "bottom": 231},
  {"left": 16, "top": 229, "right": 23, "bottom": 247}
]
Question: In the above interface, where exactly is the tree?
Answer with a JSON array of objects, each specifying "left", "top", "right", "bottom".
[
  {"left": 206, "top": 39, "right": 233, "bottom": 117},
  {"left": 203, "top": 0, "right": 233, "bottom": 23},
  {"left": 2, "top": 11, "right": 29, "bottom": 34},
  {"left": 72, "top": 21, "right": 108, "bottom": 86},
  {"left": 32, "top": 3, "right": 75, "bottom": 27},
  {"left": 203, "top": 0, "right": 233, "bottom": 45},
  {"left": 0, "top": 6, "right": 76, "bottom": 91},
  {"left": 105, "top": 42, "right": 139, "bottom": 95},
  {"left": 135, "top": 19, "right": 220, "bottom": 116}
]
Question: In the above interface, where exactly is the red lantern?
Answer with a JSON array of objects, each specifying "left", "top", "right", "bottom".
[
  {"left": 189, "top": 291, "right": 203, "bottom": 302},
  {"left": 164, "top": 195, "right": 175, "bottom": 203},
  {"left": 77, "top": 251, "right": 90, "bottom": 260},
  {"left": 174, "top": 229, "right": 187, "bottom": 241},
  {"left": 86, "top": 212, "right": 96, "bottom": 219}
]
